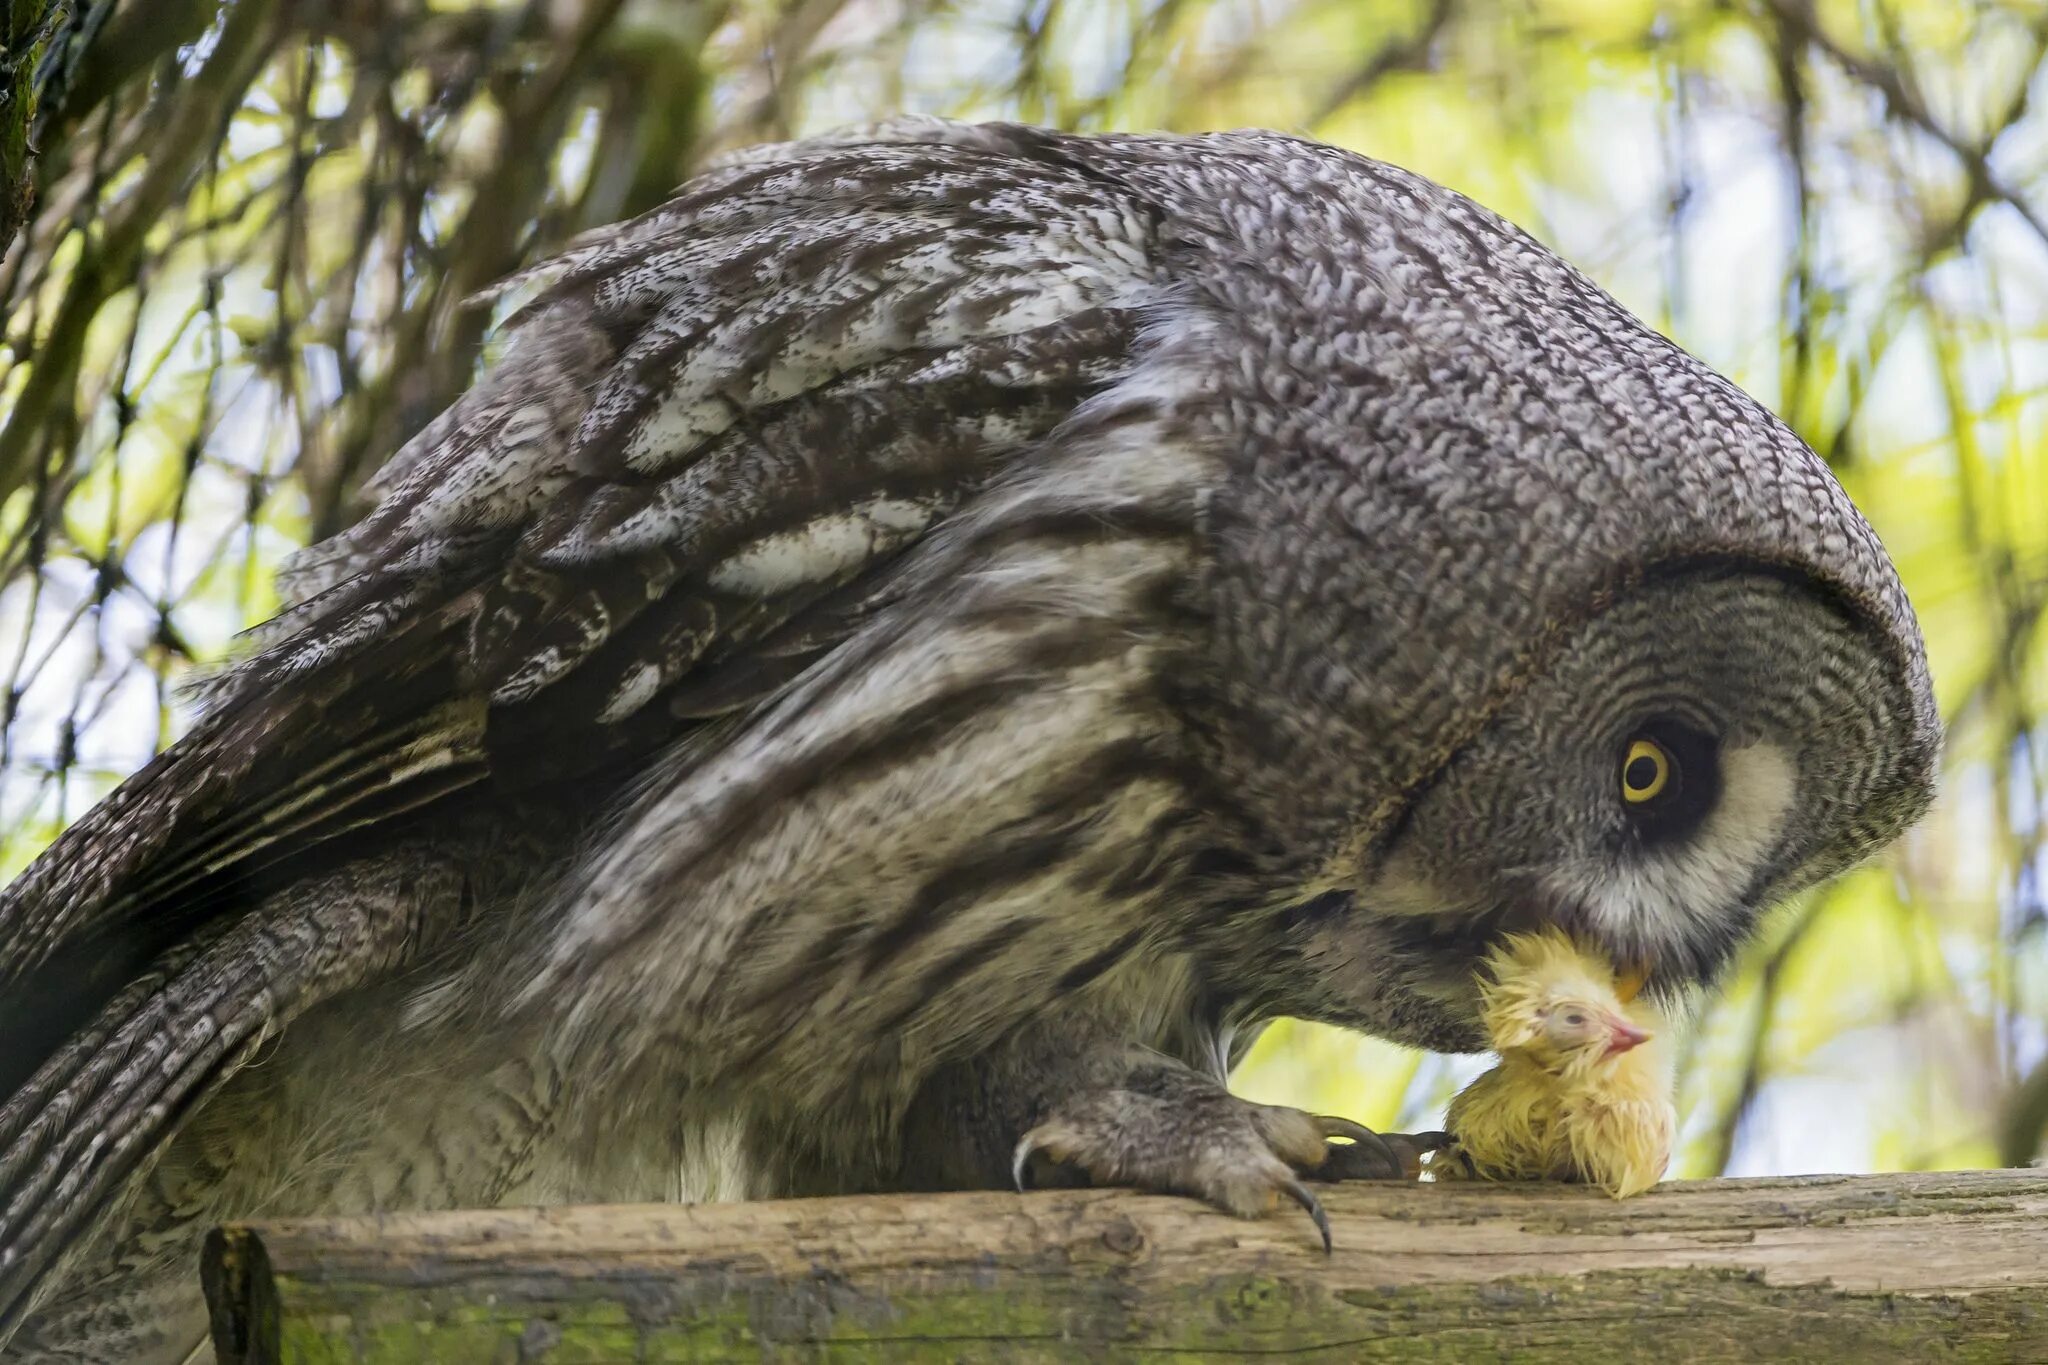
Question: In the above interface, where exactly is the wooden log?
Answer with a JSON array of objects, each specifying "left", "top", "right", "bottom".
[{"left": 204, "top": 1169, "right": 2048, "bottom": 1363}]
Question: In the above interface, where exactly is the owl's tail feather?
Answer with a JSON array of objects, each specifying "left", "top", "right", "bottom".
[
  {"left": 0, "top": 852, "right": 432, "bottom": 1346},
  {"left": 0, "top": 691, "right": 488, "bottom": 1147},
  {"left": 0, "top": 929, "right": 278, "bottom": 1339}
]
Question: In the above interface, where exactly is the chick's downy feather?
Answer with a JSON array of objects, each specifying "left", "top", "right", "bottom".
[{"left": 1439, "top": 930, "right": 1675, "bottom": 1198}]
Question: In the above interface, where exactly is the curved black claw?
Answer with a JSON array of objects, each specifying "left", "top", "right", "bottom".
[
  {"left": 1008, "top": 1097, "right": 1382, "bottom": 1253},
  {"left": 1011, "top": 1131, "right": 1042, "bottom": 1192},
  {"left": 1383, "top": 1129, "right": 1453, "bottom": 1180},
  {"left": 1398, "top": 1129, "right": 1453, "bottom": 1153},
  {"left": 1311, "top": 1115, "right": 1405, "bottom": 1181},
  {"left": 1278, "top": 1176, "right": 1334, "bottom": 1254}
]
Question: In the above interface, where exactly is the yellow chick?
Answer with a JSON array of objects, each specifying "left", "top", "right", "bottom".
[{"left": 1431, "top": 928, "right": 1675, "bottom": 1198}]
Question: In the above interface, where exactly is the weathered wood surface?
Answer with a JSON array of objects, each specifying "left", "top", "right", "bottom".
[{"left": 204, "top": 1169, "right": 2048, "bottom": 1363}]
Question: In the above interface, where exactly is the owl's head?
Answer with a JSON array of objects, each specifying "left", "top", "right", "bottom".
[
  {"left": 1203, "top": 556, "right": 1934, "bottom": 1054},
  {"left": 1347, "top": 565, "right": 1931, "bottom": 1048},
  {"left": 1149, "top": 134, "right": 1939, "bottom": 1052}
]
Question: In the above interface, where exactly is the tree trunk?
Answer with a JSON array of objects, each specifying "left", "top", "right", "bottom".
[
  {"left": 1, "top": 0, "right": 65, "bottom": 244},
  {"left": 202, "top": 1170, "right": 2048, "bottom": 1362}
]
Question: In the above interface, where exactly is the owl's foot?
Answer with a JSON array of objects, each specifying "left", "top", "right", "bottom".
[
  {"left": 1009, "top": 1070, "right": 1416, "bottom": 1251},
  {"left": 1325, "top": 1126, "right": 1450, "bottom": 1182}
]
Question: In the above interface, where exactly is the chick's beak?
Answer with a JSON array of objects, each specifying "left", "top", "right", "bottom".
[{"left": 1602, "top": 1016, "right": 1652, "bottom": 1057}]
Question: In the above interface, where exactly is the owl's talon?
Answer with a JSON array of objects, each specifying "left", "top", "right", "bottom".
[
  {"left": 1009, "top": 1077, "right": 1419, "bottom": 1251},
  {"left": 1011, "top": 1133, "right": 1038, "bottom": 1192},
  {"left": 1312, "top": 1114, "right": 1402, "bottom": 1178},
  {"left": 1279, "top": 1175, "right": 1334, "bottom": 1253},
  {"left": 1377, "top": 1129, "right": 1453, "bottom": 1181},
  {"left": 1396, "top": 1129, "right": 1452, "bottom": 1155}
]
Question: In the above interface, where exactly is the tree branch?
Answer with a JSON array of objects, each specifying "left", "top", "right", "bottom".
[
  {"left": 0, "top": 0, "right": 69, "bottom": 244},
  {"left": 2002, "top": 1054, "right": 2048, "bottom": 1167},
  {"left": 1308, "top": 0, "right": 1457, "bottom": 129},
  {"left": 204, "top": 1172, "right": 2048, "bottom": 1362},
  {"left": 1762, "top": 0, "right": 2048, "bottom": 254},
  {"left": 0, "top": 0, "right": 282, "bottom": 506}
]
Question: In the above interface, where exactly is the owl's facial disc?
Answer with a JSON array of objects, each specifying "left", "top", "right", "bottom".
[
  {"left": 1538, "top": 727, "right": 1797, "bottom": 976},
  {"left": 1264, "top": 568, "right": 1933, "bottom": 1053}
]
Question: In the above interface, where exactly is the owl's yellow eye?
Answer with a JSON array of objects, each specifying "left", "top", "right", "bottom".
[{"left": 1621, "top": 738, "right": 1671, "bottom": 804}]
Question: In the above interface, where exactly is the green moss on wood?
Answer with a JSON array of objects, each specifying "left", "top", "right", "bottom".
[
  {"left": 247, "top": 1265, "right": 2048, "bottom": 1363},
  {"left": 207, "top": 1177, "right": 2048, "bottom": 1362},
  {"left": 1, "top": 0, "right": 61, "bottom": 241}
]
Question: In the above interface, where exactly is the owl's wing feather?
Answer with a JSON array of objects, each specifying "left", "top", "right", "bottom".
[
  {"left": 0, "top": 122, "right": 1158, "bottom": 978},
  {"left": 0, "top": 122, "right": 1162, "bottom": 1327}
]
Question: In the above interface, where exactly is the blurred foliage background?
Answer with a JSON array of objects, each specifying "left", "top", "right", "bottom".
[{"left": 2, "top": 0, "right": 2045, "bottom": 1179}]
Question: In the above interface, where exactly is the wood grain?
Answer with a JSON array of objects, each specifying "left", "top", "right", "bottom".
[{"left": 204, "top": 1170, "right": 2048, "bottom": 1362}]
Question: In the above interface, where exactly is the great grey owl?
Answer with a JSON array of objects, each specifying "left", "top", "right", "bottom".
[{"left": 0, "top": 118, "right": 1938, "bottom": 1361}]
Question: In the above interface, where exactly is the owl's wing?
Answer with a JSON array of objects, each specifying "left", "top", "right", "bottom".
[{"left": 0, "top": 120, "right": 1164, "bottom": 1331}]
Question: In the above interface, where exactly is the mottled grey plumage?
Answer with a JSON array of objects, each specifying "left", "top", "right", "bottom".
[{"left": 0, "top": 117, "right": 1937, "bottom": 1360}]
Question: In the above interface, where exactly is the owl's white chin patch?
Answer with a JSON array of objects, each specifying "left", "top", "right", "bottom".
[{"left": 1558, "top": 741, "right": 1798, "bottom": 947}]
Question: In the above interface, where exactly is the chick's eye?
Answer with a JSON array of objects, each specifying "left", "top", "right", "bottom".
[
  {"left": 1562, "top": 1011, "right": 1586, "bottom": 1027},
  {"left": 1621, "top": 738, "right": 1672, "bottom": 804}
]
